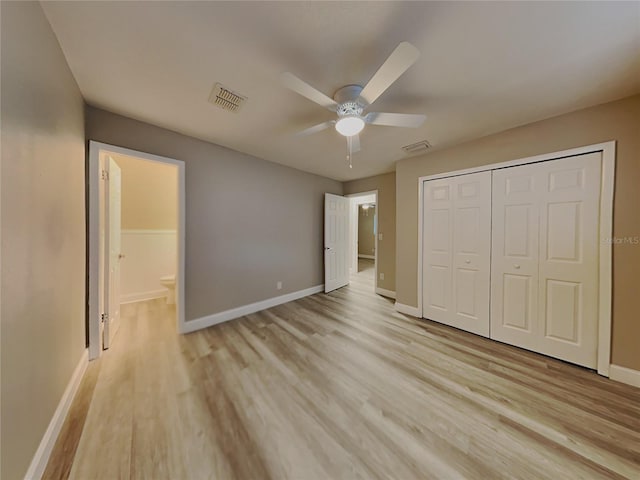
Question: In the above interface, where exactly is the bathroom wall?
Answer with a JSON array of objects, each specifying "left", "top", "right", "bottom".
[
  {"left": 358, "top": 205, "right": 376, "bottom": 257},
  {"left": 113, "top": 153, "right": 178, "bottom": 303},
  {"left": 1, "top": 2, "right": 86, "bottom": 478},
  {"left": 114, "top": 152, "right": 177, "bottom": 230}
]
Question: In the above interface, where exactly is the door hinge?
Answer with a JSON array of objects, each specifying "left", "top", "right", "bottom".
[
  {"left": 101, "top": 169, "right": 109, "bottom": 181},
  {"left": 101, "top": 313, "right": 108, "bottom": 323}
]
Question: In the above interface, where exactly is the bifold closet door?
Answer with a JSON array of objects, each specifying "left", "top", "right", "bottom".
[
  {"left": 490, "top": 153, "right": 602, "bottom": 368},
  {"left": 422, "top": 171, "right": 491, "bottom": 336}
]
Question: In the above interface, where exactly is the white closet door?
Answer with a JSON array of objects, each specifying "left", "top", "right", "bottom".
[
  {"left": 423, "top": 171, "right": 491, "bottom": 336},
  {"left": 490, "top": 163, "right": 541, "bottom": 351},
  {"left": 491, "top": 153, "right": 602, "bottom": 368},
  {"left": 423, "top": 178, "right": 453, "bottom": 322},
  {"left": 537, "top": 153, "right": 601, "bottom": 367}
]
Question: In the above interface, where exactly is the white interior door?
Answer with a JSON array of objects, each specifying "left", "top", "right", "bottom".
[
  {"left": 422, "top": 171, "right": 491, "bottom": 336},
  {"left": 103, "top": 157, "right": 122, "bottom": 349},
  {"left": 491, "top": 153, "right": 602, "bottom": 368},
  {"left": 325, "top": 193, "right": 350, "bottom": 293}
]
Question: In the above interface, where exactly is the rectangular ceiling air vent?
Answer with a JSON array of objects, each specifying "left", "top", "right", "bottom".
[
  {"left": 402, "top": 140, "right": 432, "bottom": 155},
  {"left": 208, "top": 83, "right": 247, "bottom": 112}
]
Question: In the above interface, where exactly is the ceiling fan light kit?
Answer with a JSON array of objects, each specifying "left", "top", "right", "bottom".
[
  {"left": 282, "top": 41, "right": 427, "bottom": 169},
  {"left": 335, "top": 116, "right": 365, "bottom": 136}
]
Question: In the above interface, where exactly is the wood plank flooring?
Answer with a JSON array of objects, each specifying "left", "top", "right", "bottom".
[{"left": 44, "top": 264, "right": 640, "bottom": 479}]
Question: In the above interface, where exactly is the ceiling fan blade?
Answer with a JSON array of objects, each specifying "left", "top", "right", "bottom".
[
  {"left": 358, "top": 42, "right": 420, "bottom": 106},
  {"left": 365, "top": 112, "right": 426, "bottom": 128},
  {"left": 295, "top": 120, "right": 335, "bottom": 136},
  {"left": 281, "top": 72, "right": 338, "bottom": 111},
  {"left": 350, "top": 134, "right": 361, "bottom": 153}
]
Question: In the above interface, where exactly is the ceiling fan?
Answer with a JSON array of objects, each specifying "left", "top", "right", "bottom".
[{"left": 282, "top": 42, "right": 426, "bottom": 168}]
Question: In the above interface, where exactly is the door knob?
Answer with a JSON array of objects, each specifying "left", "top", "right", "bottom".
[
  {"left": 514, "top": 264, "right": 520, "bottom": 269},
  {"left": 465, "top": 260, "right": 471, "bottom": 264},
  {"left": 324, "top": 247, "right": 331, "bottom": 251},
  {"left": 118, "top": 253, "right": 125, "bottom": 260}
]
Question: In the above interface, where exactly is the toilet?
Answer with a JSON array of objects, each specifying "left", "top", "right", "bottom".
[{"left": 159, "top": 274, "right": 176, "bottom": 305}]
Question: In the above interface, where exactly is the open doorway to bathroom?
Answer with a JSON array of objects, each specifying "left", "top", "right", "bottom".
[
  {"left": 88, "top": 141, "right": 185, "bottom": 360},
  {"left": 347, "top": 191, "right": 377, "bottom": 293}
]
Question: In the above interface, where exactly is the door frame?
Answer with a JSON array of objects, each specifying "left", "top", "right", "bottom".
[
  {"left": 347, "top": 191, "right": 378, "bottom": 291},
  {"left": 88, "top": 141, "right": 186, "bottom": 360},
  {"left": 416, "top": 141, "right": 615, "bottom": 376}
]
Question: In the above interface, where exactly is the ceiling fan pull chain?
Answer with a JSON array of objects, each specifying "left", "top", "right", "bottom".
[{"left": 347, "top": 137, "right": 353, "bottom": 169}]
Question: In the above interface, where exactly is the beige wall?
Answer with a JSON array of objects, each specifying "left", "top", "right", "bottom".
[
  {"left": 112, "top": 153, "right": 178, "bottom": 230},
  {"left": 1, "top": 2, "right": 87, "bottom": 478},
  {"left": 396, "top": 94, "right": 640, "bottom": 371},
  {"left": 344, "top": 173, "right": 396, "bottom": 292},
  {"left": 358, "top": 206, "right": 376, "bottom": 256},
  {"left": 86, "top": 107, "right": 343, "bottom": 321}
]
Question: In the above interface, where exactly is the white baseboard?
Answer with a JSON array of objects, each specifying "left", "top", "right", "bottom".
[
  {"left": 120, "top": 289, "right": 167, "bottom": 304},
  {"left": 182, "top": 284, "right": 324, "bottom": 334},
  {"left": 394, "top": 302, "right": 421, "bottom": 317},
  {"left": 358, "top": 254, "right": 375, "bottom": 260},
  {"left": 609, "top": 364, "right": 640, "bottom": 388},
  {"left": 122, "top": 229, "right": 177, "bottom": 235},
  {"left": 375, "top": 287, "right": 396, "bottom": 299},
  {"left": 24, "top": 349, "right": 88, "bottom": 480}
]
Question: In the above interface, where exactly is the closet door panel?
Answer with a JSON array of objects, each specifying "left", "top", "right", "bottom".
[
  {"left": 423, "top": 172, "right": 491, "bottom": 336},
  {"left": 491, "top": 153, "right": 601, "bottom": 368},
  {"left": 423, "top": 179, "right": 453, "bottom": 321},
  {"left": 451, "top": 172, "right": 491, "bottom": 336},
  {"left": 537, "top": 153, "right": 601, "bottom": 368},
  {"left": 490, "top": 165, "right": 540, "bottom": 350}
]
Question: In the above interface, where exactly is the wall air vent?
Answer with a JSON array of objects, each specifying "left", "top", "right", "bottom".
[
  {"left": 208, "top": 83, "right": 247, "bottom": 112},
  {"left": 402, "top": 140, "right": 432, "bottom": 156}
]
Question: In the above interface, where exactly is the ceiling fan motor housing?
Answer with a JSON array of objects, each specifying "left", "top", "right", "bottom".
[{"left": 334, "top": 85, "right": 366, "bottom": 116}]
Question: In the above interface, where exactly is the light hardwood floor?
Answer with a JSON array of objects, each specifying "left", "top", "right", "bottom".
[{"left": 44, "top": 266, "right": 640, "bottom": 479}]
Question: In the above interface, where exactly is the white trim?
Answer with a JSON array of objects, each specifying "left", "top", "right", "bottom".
[
  {"left": 394, "top": 302, "right": 421, "bottom": 317},
  {"left": 597, "top": 143, "right": 615, "bottom": 377},
  {"left": 609, "top": 365, "right": 640, "bottom": 388},
  {"left": 375, "top": 287, "right": 396, "bottom": 299},
  {"left": 346, "top": 190, "right": 378, "bottom": 198},
  {"left": 121, "top": 229, "right": 177, "bottom": 235},
  {"left": 416, "top": 141, "right": 616, "bottom": 377},
  {"left": 183, "top": 285, "right": 324, "bottom": 334},
  {"left": 417, "top": 171, "right": 424, "bottom": 317},
  {"left": 417, "top": 142, "right": 616, "bottom": 183},
  {"left": 120, "top": 289, "right": 167, "bottom": 305},
  {"left": 24, "top": 349, "right": 88, "bottom": 480},
  {"left": 358, "top": 254, "right": 375, "bottom": 260},
  {"left": 88, "top": 141, "right": 186, "bottom": 358}
]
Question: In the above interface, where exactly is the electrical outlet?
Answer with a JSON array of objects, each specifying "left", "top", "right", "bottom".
[
  {"left": 378, "top": 233, "right": 383, "bottom": 241},
  {"left": 277, "top": 281, "right": 282, "bottom": 290},
  {"left": 379, "top": 272, "right": 385, "bottom": 280}
]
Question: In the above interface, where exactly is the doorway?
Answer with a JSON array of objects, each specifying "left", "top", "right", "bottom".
[
  {"left": 348, "top": 191, "right": 378, "bottom": 292},
  {"left": 88, "top": 141, "right": 186, "bottom": 360}
]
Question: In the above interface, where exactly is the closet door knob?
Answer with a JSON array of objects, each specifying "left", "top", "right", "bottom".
[
  {"left": 514, "top": 264, "right": 521, "bottom": 269},
  {"left": 465, "top": 260, "right": 471, "bottom": 264}
]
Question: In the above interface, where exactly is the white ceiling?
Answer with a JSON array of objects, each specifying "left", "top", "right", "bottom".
[{"left": 42, "top": 1, "right": 640, "bottom": 181}]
